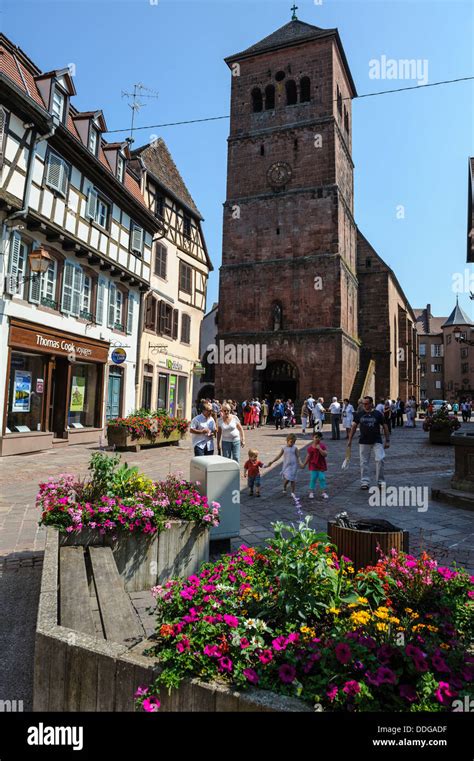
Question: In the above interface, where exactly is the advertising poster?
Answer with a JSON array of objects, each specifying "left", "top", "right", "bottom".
[
  {"left": 70, "top": 376, "right": 86, "bottom": 412},
  {"left": 12, "top": 370, "right": 32, "bottom": 412}
]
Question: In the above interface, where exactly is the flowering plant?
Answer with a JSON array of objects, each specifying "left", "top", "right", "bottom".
[
  {"left": 36, "top": 456, "right": 219, "bottom": 536},
  {"left": 423, "top": 410, "right": 461, "bottom": 433},
  {"left": 136, "top": 519, "right": 473, "bottom": 712},
  {"left": 107, "top": 410, "right": 189, "bottom": 441}
]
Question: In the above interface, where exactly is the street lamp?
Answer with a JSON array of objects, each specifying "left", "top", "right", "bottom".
[{"left": 28, "top": 247, "right": 53, "bottom": 274}]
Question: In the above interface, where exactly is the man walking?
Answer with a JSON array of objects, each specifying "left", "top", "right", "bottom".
[
  {"left": 396, "top": 398, "right": 404, "bottom": 427},
  {"left": 347, "top": 395, "right": 390, "bottom": 489},
  {"left": 329, "top": 396, "right": 341, "bottom": 440},
  {"left": 190, "top": 401, "right": 217, "bottom": 457}
]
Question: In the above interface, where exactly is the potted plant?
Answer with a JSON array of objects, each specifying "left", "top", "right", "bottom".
[
  {"left": 107, "top": 408, "right": 189, "bottom": 451},
  {"left": 423, "top": 408, "right": 461, "bottom": 444},
  {"left": 36, "top": 453, "right": 219, "bottom": 591}
]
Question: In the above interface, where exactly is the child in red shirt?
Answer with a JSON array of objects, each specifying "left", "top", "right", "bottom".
[
  {"left": 243, "top": 448, "right": 264, "bottom": 497},
  {"left": 301, "top": 432, "right": 328, "bottom": 499}
]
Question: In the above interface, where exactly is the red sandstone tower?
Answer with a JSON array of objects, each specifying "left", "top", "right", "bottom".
[{"left": 215, "top": 17, "right": 360, "bottom": 403}]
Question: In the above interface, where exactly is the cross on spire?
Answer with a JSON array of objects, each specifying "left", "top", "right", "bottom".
[{"left": 291, "top": 4, "right": 298, "bottom": 21}]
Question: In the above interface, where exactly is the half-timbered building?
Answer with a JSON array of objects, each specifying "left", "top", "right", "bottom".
[
  {"left": 0, "top": 34, "right": 160, "bottom": 455},
  {"left": 129, "top": 141, "right": 212, "bottom": 419}
]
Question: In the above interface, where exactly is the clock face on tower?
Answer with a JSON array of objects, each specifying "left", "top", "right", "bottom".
[{"left": 267, "top": 161, "right": 292, "bottom": 189}]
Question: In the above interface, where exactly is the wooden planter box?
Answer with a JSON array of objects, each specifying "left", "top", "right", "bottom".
[
  {"left": 429, "top": 428, "right": 454, "bottom": 445},
  {"left": 107, "top": 426, "right": 183, "bottom": 451},
  {"left": 59, "top": 520, "right": 209, "bottom": 592},
  {"left": 328, "top": 521, "right": 409, "bottom": 571}
]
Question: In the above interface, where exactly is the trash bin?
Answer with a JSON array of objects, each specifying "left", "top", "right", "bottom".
[
  {"left": 327, "top": 514, "right": 409, "bottom": 571},
  {"left": 190, "top": 455, "right": 240, "bottom": 540}
]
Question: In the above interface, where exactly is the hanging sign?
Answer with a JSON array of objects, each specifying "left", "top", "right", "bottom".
[{"left": 111, "top": 348, "right": 127, "bottom": 364}]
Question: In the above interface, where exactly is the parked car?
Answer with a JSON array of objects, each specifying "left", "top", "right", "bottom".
[{"left": 432, "top": 400, "right": 452, "bottom": 412}]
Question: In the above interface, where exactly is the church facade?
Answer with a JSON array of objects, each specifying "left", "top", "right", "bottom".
[{"left": 215, "top": 17, "right": 418, "bottom": 404}]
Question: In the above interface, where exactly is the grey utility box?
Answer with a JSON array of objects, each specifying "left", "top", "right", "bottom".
[{"left": 190, "top": 455, "right": 240, "bottom": 540}]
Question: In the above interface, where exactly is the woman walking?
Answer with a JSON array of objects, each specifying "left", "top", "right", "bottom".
[
  {"left": 217, "top": 403, "right": 245, "bottom": 463},
  {"left": 341, "top": 398, "right": 354, "bottom": 439},
  {"left": 273, "top": 399, "right": 284, "bottom": 430}
]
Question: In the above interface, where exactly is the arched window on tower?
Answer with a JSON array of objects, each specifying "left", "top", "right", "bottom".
[
  {"left": 251, "top": 88, "right": 263, "bottom": 113},
  {"left": 271, "top": 301, "right": 283, "bottom": 331},
  {"left": 300, "top": 77, "right": 311, "bottom": 103},
  {"left": 286, "top": 80, "right": 297, "bottom": 106},
  {"left": 337, "top": 84, "right": 343, "bottom": 117},
  {"left": 265, "top": 85, "right": 275, "bottom": 110},
  {"left": 344, "top": 106, "right": 349, "bottom": 133}
]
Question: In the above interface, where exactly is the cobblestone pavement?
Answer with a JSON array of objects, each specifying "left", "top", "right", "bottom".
[{"left": 1, "top": 420, "right": 473, "bottom": 572}]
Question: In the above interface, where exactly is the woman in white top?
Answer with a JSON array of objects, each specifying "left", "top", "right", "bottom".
[
  {"left": 217, "top": 404, "right": 245, "bottom": 463},
  {"left": 342, "top": 398, "right": 354, "bottom": 439}
]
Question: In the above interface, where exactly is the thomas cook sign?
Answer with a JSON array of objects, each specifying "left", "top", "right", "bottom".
[{"left": 111, "top": 348, "right": 127, "bottom": 365}]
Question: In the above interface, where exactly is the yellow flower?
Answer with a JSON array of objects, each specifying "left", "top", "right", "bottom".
[
  {"left": 328, "top": 607, "right": 340, "bottom": 615},
  {"left": 300, "top": 625, "right": 316, "bottom": 638},
  {"left": 389, "top": 617, "right": 400, "bottom": 625},
  {"left": 427, "top": 625, "right": 439, "bottom": 633},
  {"left": 347, "top": 567, "right": 355, "bottom": 574},
  {"left": 404, "top": 608, "right": 413, "bottom": 614},
  {"left": 440, "top": 643, "right": 450, "bottom": 650},
  {"left": 396, "top": 626, "right": 405, "bottom": 632},
  {"left": 410, "top": 612, "right": 419, "bottom": 620},
  {"left": 374, "top": 608, "right": 389, "bottom": 620},
  {"left": 350, "top": 611, "right": 371, "bottom": 626},
  {"left": 357, "top": 597, "right": 369, "bottom": 605},
  {"left": 412, "top": 623, "right": 426, "bottom": 632},
  {"left": 375, "top": 622, "right": 388, "bottom": 632},
  {"left": 348, "top": 603, "right": 359, "bottom": 609}
]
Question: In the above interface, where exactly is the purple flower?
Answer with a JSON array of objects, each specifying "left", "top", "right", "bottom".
[
  {"left": 342, "top": 680, "right": 361, "bottom": 696},
  {"left": 327, "top": 684, "right": 338, "bottom": 701},
  {"left": 142, "top": 696, "right": 160, "bottom": 712},
  {"left": 438, "top": 567, "right": 458, "bottom": 581},
  {"left": 375, "top": 666, "right": 397, "bottom": 685},
  {"left": 218, "top": 657, "right": 233, "bottom": 673},
  {"left": 272, "top": 636, "right": 288, "bottom": 652},
  {"left": 278, "top": 664, "right": 297, "bottom": 684},
  {"left": 258, "top": 649, "right": 273, "bottom": 665},
  {"left": 223, "top": 614, "right": 239, "bottom": 628},
  {"left": 399, "top": 684, "right": 417, "bottom": 702},
  {"left": 434, "top": 681, "right": 457, "bottom": 704},
  {"left": 335, "top": 643, "right": 352, "bottom": 665},
  {"left": 432, "top": 654, "right": 451, "bottom": 673},
  {"left": 243, "top": 668, "right": 259, "bottom": 685},
  {"left": 377, "top": 645, "right": 395, "bottom": 664},
  {"left": 203, "top": 644, "right": 221, "bottom": 658}
]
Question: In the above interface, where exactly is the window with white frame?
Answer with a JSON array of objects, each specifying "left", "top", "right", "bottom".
[
  {"left": 130, "top": 222, "right": 144, "bottom": 256},
  {"left": 419, "top": 344, "right": 426, "bottom": 356},
  {"left": 81, "top": 275, "right": 92, "bottom": 318},
  {"left": 108, "top": 283, "right": 124, "bottom": 329},
  {"left": 86, "top": 187, "right": 110, "bottom": 229},
  {"left": 7, "top": 231, "right": 27, "bottom": 287},
  {"left": 117, "top": 154, "right": 125, "bottom": 182},
  {"left": 51, "top": 87, "right": 66, "bottom": 122},
  {"left": 431, "top": 364, "right": 442, "bottom": 373},
  {"left": 126, "top": 293, "right": 135, "bottom": 335},
  {"left": 435, "top": 381, "right": 442, "bottom": 390},
  {"left": 88, "top": 127, "right": 98, "bottom": 156},
  {"left": 61, "top": 262, "right": 83, "bottom": 317},
  {"left": 44, "top": 151, "right": 69, "bottom": 196},
  {"left": 431, "top": 344, "right": 443, "bottom": 357},
  {"left": 29, "top": 257, "right": 58, "bottom": 307}
]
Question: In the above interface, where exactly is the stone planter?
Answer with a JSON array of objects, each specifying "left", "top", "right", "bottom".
[
  {"left": 328, "top": 519, "right": 409, "bottom": 571},
  {"left": 451, "top": 431, "right": 474, "bottom": 492},
  {"left": 107, "top": 426, "right": 183, "bottom": 451},
  {"left": 59, "top": 520, "right": 209, "bottom": 592},
  {"left": 429, "top": 428, "right": 454, "bottom": 445}
]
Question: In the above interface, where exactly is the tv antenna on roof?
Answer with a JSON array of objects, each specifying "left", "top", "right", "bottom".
[{"left": 121, "top": 83, "right": 159, "bottom": 145}]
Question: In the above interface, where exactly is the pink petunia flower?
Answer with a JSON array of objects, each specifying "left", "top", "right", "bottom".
[
  {"left": 278, "top": 664, "right": 296, "bottom": 684},
  {"left": 143, "top": 696, "right": 160, "bottom": 712},
  {"left": 243, "top": 668, "right": 259, "bottom": 685},
  {"left": 342, "top": 680, "right": 361, "bottom": 696}
]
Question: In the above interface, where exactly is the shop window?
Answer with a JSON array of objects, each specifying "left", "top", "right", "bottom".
[
  {"left": 157, "top": 373, "right": 168, "bottom": 411},
  {"left": 142, "top": 374, "right": 153, "bottom": 412},
  {"left": 6, "top": 352, "right": 46, "bottom": 433},
  {"left": 68, "top": 362, "right": 99, "bottom": 428},
  {"left": 177, "top": 376, "right": 187, "bottom": 419}
]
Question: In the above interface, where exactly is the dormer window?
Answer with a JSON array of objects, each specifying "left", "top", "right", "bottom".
[
  {"left": 88, "top": 127, "right": 99, "bottom": 156},
  {"left": 117, "top": 154, "right": 125, "bottom": 182},
  {"left": 52, "top": 87, "right": 66, "bottom": 123}
]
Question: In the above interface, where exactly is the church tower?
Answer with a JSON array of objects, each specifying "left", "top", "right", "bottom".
[{"left": 215, "top": 15, "right": 360, "bottom": 403}]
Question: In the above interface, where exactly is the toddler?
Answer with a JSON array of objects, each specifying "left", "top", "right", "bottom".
[
  {"left": 243, "top": 448, "right": 264, "bottom": 497},
  {"left": 301, "top": 431, "right": 329, "bottom": 499}
]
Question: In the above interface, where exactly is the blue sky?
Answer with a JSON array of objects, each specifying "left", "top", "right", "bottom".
[{"left": 3, "top": 0, "right": 474, "bottom": 320}]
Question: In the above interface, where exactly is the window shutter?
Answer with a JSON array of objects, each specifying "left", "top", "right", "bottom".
[
  {"left": 131, "top": 224, "right": 143, "bottom": 255},
  {"left": 60, "top": 161, "right": 68, "bottom": 196},
  {"left": 61, "top": 262, "right": 74, "bottom": 313},
  {"left": 41, "top": 259, "right": 57, "bottom": 302},
  {"left": 86, "top": 187, "right": 98, "bottom": 219},
  {"left": 96, "top": 278, "right": 105, "bottom": 324},
  {"left": 8, "top": 231, "right": 23, "bottom": 277},
  {"left": 126, "top": 293, "right": 134, "bottom": 334},
  {"left": 46, "top": 152, "right": 68, "bottom": 194},
  {"left": 145, "top": 294, "right": 153, "bottom": 329},
  {"left": 172, "top": 309, "right": 179, "bottom": 340},
  {"left": 71, "top": 266, "right": 83, "bottom": 316},
  {"left": 158, "top": 300, "right": 166, "bottom": 334},
  {"left": 29, "top": 273, "right": 41, "bottom": 304},
  {"left": 115, "top": 290, "right": 123, "bottom": 327},
  {"left": 108, "top": 283, "right": 116, "bottom": 328}
]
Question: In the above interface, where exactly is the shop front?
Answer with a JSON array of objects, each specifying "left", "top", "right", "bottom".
[{"left": 1, "top": 319, "right": 109, "bottom": 456}]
